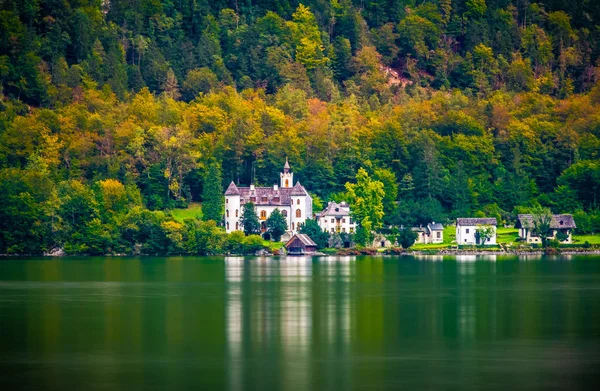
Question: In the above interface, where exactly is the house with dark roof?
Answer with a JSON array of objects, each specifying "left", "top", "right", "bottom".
[
  {"left": 224, "top": 158, "right": 312, "bottom": 240},
  {"left": 456, "top": 218, "right": 497, "bottom": 245},
  {"left": 413, "top": 222, "right": 444, "bottom": 244},
  {"left": 316, "top": 201, "right": 356, "bottom": 234},
  {"left": 515, "top": 214, "right": 576, "bottom": 244},
  {"left": 285, "top": 234, "right": 317, "bottom": 255}
]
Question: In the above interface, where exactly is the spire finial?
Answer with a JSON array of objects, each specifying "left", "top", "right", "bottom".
[{"left": 284, "top": 156, "right": 290, "bottom": 172}]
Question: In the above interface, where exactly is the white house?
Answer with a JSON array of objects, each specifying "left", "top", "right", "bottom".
[
  {"left": 414, "top": 222, "right": 444, "bottom": 244},
  {"left": 224, "top": 158, "right": 312, "bottom": 240},
  {"left": 316, "top": 201, "right": 357, "bottom": 234},
  {"left": 456, "top": 218, "right": 497, "bottom": 245},
  {"left": 515, "top": 214, "right": 576, "bottom": 244}
]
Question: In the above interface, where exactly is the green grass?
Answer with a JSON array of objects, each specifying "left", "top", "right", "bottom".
[
  {"left": 170, "top": 203, "right": 203, "bottom": 222},
  {"left": 263, "top": 240, "right": 284, "bottom": 251},
  {"left": 572, "top": 234, "right": 600, "bottom": 245},
  {"left": 496, "top": 227, "right": 519, "bottom": 244}
]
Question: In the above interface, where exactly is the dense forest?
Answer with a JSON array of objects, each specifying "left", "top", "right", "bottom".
[{"left": 1, "top": 0, "right": 600, "bottom": 254}]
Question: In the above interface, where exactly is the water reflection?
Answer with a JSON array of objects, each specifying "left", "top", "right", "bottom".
[{"left": 1, "top": 256, "right": 600, "bottom": 390}]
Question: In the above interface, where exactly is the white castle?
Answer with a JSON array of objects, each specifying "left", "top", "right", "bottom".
[{"left": 224, "top": 158, "right": 313, "bottom": 239}]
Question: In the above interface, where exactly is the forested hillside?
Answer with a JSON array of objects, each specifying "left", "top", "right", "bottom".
[{"left": 1, "top": 0, "right": 600, "bottom": 254}]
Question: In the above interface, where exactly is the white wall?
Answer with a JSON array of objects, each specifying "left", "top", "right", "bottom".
[{"left": 456, "top": 225, "right": 496, "bottom": 245}]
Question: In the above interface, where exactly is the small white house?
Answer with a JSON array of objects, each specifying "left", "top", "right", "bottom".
[
  {"left": 413, "top": 222, "right": 444, "bottom": 244},
  {"left": 456, "top": 218, "right": 497, "bottom": 245},
  {"left": 316, "top": 201, "right": 357, "bottom": 234}
]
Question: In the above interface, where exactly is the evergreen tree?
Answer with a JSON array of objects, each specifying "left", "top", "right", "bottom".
[
  {"left": 240, "top": 202, "right": 260, "bottom": 236},
  {"left": 299, "top": 219, "right": 329, "bottom": 249},
  {"left": 266, "top": 208, "right": 287, "bottom": 241},
  {"left": 202, "top": 162, "right": 224, "bottom": 223}
]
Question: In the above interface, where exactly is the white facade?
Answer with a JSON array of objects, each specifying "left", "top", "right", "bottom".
[
  {"left": 316, "top": 202, "right": 357, "bottom": 234},
  {"left": 224, "top": 160, "right": 312, "bottom": 238},
  {"left": 455, "top": 218, "right": 497, "bottom": 245}
]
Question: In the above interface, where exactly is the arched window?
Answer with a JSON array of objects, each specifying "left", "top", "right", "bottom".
[
  {"left": 282, "top": 210, "right": 287, "bottom": 217},
  {"left": 235, "top": 209, "right": 238, "bottom": 217},
  {"left": 285, "top": 179, "right": 289, "bottom": 187},
  {"left": 226, "top": 222, "right": 229, "bottom": 230},
  {"left": 296, "top": 199, "right": 300, "bottom": 205},
  {"left": 260, "top": 210, "right": 267, "bottom": 220},
  {"left": 291, "top": 222, "right": 295, "bottom": 230},
  {"left": 226, "top": 209, "right": 229, "bottom": 217},
  {"left": 235, "top": 222, "right": 239, "bottom": 230},
  {"left": 296, "top": 209, "right": 301, "bottom": 218}
]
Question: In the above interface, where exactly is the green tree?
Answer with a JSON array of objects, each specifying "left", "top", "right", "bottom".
[
  {"left": 202, "top": 161, "right": 224, "bottom": 223},
  {"left": 345, "top": 168, "right": 385, "bottom": 244},
  {"left": 299, "top": 219, "right": 329, "bottom": 249},
  {"left": 266, "top": 208, "right": 287, "bottom": 241},
  {"left": 475, "top": 225, "right": 495, "bottom": 246},
  {"left": 240, "top": 202, "right": 260, "bottom": 235},
  {"left": 398, "top": 227, "right": 418, "bottom": 249},
  {"left": 531, "top": 207, "right": 553, "bottom": 248}
]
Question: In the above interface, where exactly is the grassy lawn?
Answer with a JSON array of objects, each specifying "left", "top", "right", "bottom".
[
  {"left": 496, "top": 227, "right": 519, "bottom": 244},
  {"left": 170, "top": 203, "right": 203, "bottom": 222},
  {"left": 572, "top": 234, "right": 600, "bottom": 245}
]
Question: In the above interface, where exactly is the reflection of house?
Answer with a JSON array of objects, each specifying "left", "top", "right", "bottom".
[
  {"left": 456, "top": 218, "right": 497, "bottom": 245},
  {"left": 413, "top": 222, "right": 444, "bottom": 244},
  {"left": 224, "top": 158, "right": 312, "bottom": 239},
  {"left": 285, "top": 234, "right": 317, "bottom": 255},
  {"left": 316, "top": 202, "right": 356, "bottom": 234},
  {"left": 515, "top": 214, "right": 576, "bottom": 243}
]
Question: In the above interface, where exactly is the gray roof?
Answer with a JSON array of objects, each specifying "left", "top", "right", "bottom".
[
  {"left": 285, "top": 234, "right": 317, "bottom": 248},
  {"left": 515, "top": 214, "right": 576, "bottom": 229},
  {"left": 317, "top": 201, "right": 351, "bottom": 218},
  {"left": 428, "top": 222, "right": 444, "bottom": 231},
  {"left": 456, "top": 218, "right": 497, "bottom": 226},
  {"left": 226, "top": 183, "right": 310, "bottom": 206},
  {"left": 290, "top": 181, "right": 308, "bottom": 196},
  {"left": 224, "top": 181, "right": 241, "bottom": 195}
]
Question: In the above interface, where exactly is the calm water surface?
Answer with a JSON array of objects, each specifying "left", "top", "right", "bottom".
[{"left": 1, "top": 255, "right": 600, "bottom": 390}]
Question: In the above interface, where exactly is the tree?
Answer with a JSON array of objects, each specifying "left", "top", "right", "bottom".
[
  {"left": 398, "top": 228, "right": 418, "bottom": 249},
  {"left": 240, "top": 202, "right": 260, "bottom": 235},
  {"left": 202, "top": 161, "right": 224, "bottom": 223},
  {"left": 299, "top": 219, "right": 329, "bottom": 249},
  {"left": 345, "top": 168, "right": 385, "bottom": 242},
  {"left": 532, "top": 207, "right": 553, "bottom": 248},
  {"left": 266, "top": 208, "right": 287, "bottom": 242},
  {"left": 475, "top": 225, "right": 495, "bottom": 246}
]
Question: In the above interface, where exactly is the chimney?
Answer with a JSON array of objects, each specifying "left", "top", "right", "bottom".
[
  {"left": 250, "top": 184, "right": 255, "bottom": 191},
  {"left": 274, "top": 184, "right": 278, "bottom": 191}
]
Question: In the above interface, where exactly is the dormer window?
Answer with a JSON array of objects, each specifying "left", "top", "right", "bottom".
[
  {"left": 250, "top": 197, "right": 256, "bottom": 202},
  {"left": 560, "top": 220, "right": 564, "bottom": 225},
  {"left": 335, "top": 208, "right": 339, "bottom": 212},
  {"left": 273, "top": 197, "right": 279, "bottom": 203},
  {"left": 261, "top": 196, "right": 268, "bottom": 203}
]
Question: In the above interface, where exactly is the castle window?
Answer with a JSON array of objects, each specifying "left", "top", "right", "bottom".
[
  {"left": 236, "top": 222, "right": 239, "bottom": 230},
  {"left": 342, "top": 218, "right": 346, "bottom": 223},
  {"left": 285, "top": 179, "right": 289, "bottom": 187},
  {"left": 226, "top": 209, "right": 229, "bottom": 217},
  {"left": 291, "top": 222, "right": 295, "bottom": 230},
  {"left": 260, "top": 210, "right": 267, "bottom": 220},
  {"left": 331, "top": 218, "right": 334, "bottom": 223},
  {"left": 296, "top": 209, "right": 301, "bottom": 218},
  {"left": 235, "top": 209, "right": 238, "bottom": 217},
  {"left": 273, "top": 197, "right": 279, "bottom": 203},
  {"left": 296, "top": 199, "right": 300, "bottom": 205},
  {"left": 250, "top": 197, "right": 256, "bottom": 202},
  {"left": 282, "top": 210, "right": 287, "bottom": 217},
  {"left": 261, "top": 196, "right": 268, "bottom": 203},
  {"left": 226, "top": 199, "right": 228, "bottom": 204},
  {"left": 226, "top": 222, "right": 229, "bottom": 230}
]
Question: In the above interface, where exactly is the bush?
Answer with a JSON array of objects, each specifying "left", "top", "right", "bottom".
[{"left": 243, "top": 235, "right": 265, "bottom": 254}]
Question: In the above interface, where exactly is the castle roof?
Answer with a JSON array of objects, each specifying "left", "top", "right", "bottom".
[
  {"left": 290, "top": 181, "right": 308, "bottom": 196},
  {"left": 224, "top": 181, "right": 241, "bottom": 195},
  {"left": 284, "top": 157, "right": 290, "bottom": 170},
  {"left": 226, "top": 183, "right": 310, "bottom": 206}
]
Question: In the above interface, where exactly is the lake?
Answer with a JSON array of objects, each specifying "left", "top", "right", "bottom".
[{"left": 1, "top": 255, "right": 600, "bottom": 390}]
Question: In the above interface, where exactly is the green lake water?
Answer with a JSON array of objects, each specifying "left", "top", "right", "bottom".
[{"left": 1, "top": 255, "right": 600, "bottom": 390}]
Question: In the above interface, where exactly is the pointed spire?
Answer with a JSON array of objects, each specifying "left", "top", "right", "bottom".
[
  {"left": 224, "top": 181, "right": 241, "bottom": 195},
  {"left": 283, "top": 156, "right": 290, "bottom": 172}
]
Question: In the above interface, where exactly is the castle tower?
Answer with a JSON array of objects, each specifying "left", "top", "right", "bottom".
[{"left": 280, "top": 157, "right": 293, "bottom": 188}]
